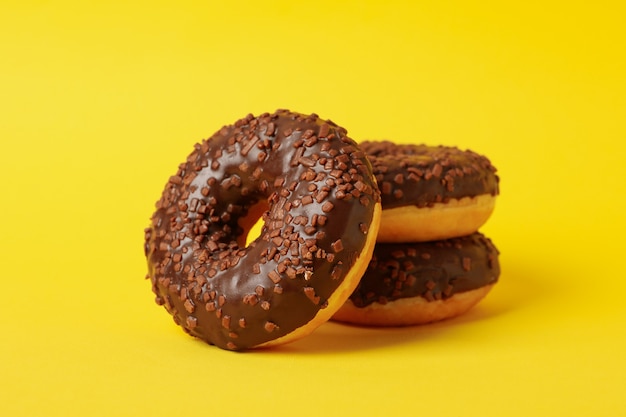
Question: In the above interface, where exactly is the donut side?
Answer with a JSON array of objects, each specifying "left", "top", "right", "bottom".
[
  {"left": 332, "top": 233, "right": 500, "bottom": 326},
  {"left": 377, "top": 194, "right": 496, "bottom": 242},
  {"left": 332, "top": 285, "right": 494, "bottom": 326}
]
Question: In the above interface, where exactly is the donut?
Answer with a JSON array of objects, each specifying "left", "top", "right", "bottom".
[
  {"left": 144, "top": 110, "right": 381, "bottom": 350},
  {"left": 332, "top": 232, "right": 500, "bottom": 326},
  {"left": 361, "top": 140, "right": 499, "bottom": 242}
]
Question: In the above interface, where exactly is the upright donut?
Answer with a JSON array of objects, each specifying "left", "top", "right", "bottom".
[
  {"left": 361, "top": 141, "right": 499, "bottom": 242},
  {"left": 144, "top": 110, "right": 381, "bottom": 350},
  {"left": 332, "top": 232, "right": 500, "bottom": 326}
]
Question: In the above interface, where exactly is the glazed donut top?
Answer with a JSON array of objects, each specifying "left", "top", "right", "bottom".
[
  {"left": 144, "top": 110, "right": 380, "bottom": 350},
  {"left": 361, "top": 141, "right": 499, "bottom": 209},
  {"left": 349, "top": 233, "right": 500, "bottom": 308}
]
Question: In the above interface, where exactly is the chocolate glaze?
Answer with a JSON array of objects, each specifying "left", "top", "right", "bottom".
[
  {"left": 349, "top": 233, "right": 500, "bottom": 307},
  {"left": 144, "top": 110, "right": 380, "bottom": 350},
  {"left": 361, "top": 141, "right": 499, "bottom": 209}
]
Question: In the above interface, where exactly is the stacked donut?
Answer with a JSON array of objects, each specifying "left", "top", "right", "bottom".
[
  {"left": 332, "top": 141, "right": 501, "bottom": 326},
  {"left": 144, "top": 111, "right": 500, "bottom": 350}
]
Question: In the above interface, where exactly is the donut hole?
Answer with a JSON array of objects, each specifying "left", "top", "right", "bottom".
[{"left": 239, "top": 201, "right": 269, "bottom": 247}]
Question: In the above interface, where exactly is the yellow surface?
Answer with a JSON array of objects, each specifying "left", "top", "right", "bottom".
[{"left": 1, "top": 1, "right": 625, "bottom": 415}]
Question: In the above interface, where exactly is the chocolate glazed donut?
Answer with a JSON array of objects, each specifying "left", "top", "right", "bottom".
[
  {"left": 361, "top": 141, "right": 499, "bottom": 242},
  {"left": 144, "top": 110, "right": 381, "bottom": 350},
  {"left": 333, "top": 233, "right": 500, "bottom": 326}
]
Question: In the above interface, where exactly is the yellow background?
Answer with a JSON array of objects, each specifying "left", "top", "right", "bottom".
[{"left": 2, "top": 1, "right": 625, "bottom": 415}]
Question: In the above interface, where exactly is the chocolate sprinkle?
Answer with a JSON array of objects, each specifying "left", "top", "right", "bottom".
[{"left": 145, "top": 110, "right": 380, "bottom": 350}]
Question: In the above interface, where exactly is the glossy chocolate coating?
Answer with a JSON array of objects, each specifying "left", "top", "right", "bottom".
[
  {"left": 349, "top": 233, "right": 500, "bottom": 307},
  {"left": 361, "top": 141, "right": 499, "bottom": 209},
  {"left": 144, "top": 110, "right": 380, "bottom": 350}
]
